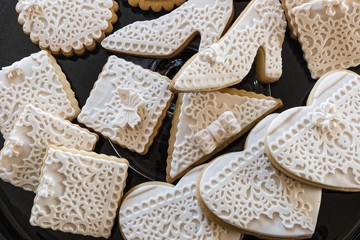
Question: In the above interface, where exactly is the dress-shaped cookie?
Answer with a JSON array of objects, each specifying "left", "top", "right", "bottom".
[
  {"left": 101, "top": 0, "right": 233, "bottom": 58},
  {"left": 266, "top": 71, "right": 360, "bottom": 191},
  {"left": 78, "top": 56, "right": 174, "bottom": 155},
  {"left": 198, "top": 114, "right": 322, "bottom": 239},
  {"left": 119, "top": 165, "right": 243, "bottom": 240},
  {"left": 127, "top": 0, "right": 186, "bottom": 12},
  {"left": 292, "top": 0, "right": 360, "bottom": 79},
  {"left": 30, "top": 146, "right": 128, "bottom": 238},
  {"left": 16, "top": 0, "right": 118, "bottom": 56},
  {"left": 167, "top": 89, "right": 282, "bottom": 183},
  {"left": 0, "top": 104, "right": 98, "bottom": 192},
  {"left": 0, "top": 50, "right": 79, "bottom": 138},
  {"left": 170, "top": 0, "right": 287, "bottom": 92}
]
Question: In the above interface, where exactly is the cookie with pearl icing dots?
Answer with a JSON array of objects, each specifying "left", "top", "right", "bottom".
[
  {"left": 119, "top": 164, "right": 243, "bottom": 240},
  {"left": 16, "top": 0, "right": 119, "bottom": 56},
  {"left": 197, "top": 114, "right": 322, "bottom": 239},
  {"left": 127, "top": 0, "right": 186, "bottom": 12},
  {"left": 266, "top": 70, "right": 360, "bottom": 191},
  {"left": 166, "top": 88, "right": 283, "bottom": 183}
]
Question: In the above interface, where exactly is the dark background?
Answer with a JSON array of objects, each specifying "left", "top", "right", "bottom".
[{"left": 0, "top": 0, "right": 360, "bottom": 239}]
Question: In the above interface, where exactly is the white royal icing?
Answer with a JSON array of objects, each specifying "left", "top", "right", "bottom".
[
  {"left": 16, "top": 0, "right": 117, "bottom": 54},
  {"left": 167, "top": 90, "right": 281, "bottom": 181},
  {"left": 30, "top": 147, "right": 128, "bottom": 238},
  {"left": 199, "top": 115, "right": 322, "bottom": 238},
  {"left": 280, "top": 0, "right": 311, "bottom": 38},
  {"left": 119, "top": 165, "right": 242, "bottom": 240},
  {"left": 0, "top": 104, "right": 98, "bottom": 192},
  {"left": 292, "top": 0, "right": 360, "bottom": 78},
  {"left": 78, "top": 56, "right": 173, "bottom": 154},
  {"left": 0, "top": 50, "right": 78, "bottom": 139},
  {"left": 101, "top": 0, "right": 233, "bottom": 57},
  {"left": 267, "top": 71, "right": 360, "bottom": 190},
  {"left": 172, "top": 0, "right": 286, "bottom": 91}
]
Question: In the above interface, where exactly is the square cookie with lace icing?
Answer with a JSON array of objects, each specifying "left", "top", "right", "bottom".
[
  {"left": 78, "top": 56, "right": 174, "bottom": 155},
  {"left": 292, "top": 0, "right": 360, "bottom": 79},
  {"left": 198, "top": 114, "right": 322, "bottom": 239},
  {"left": 266, "top": 70, "right": 360, "bottom": 191},
  {"left": 16, "top": 0, "right": 119, "bottom": 56},
  {"left": 166, "top": 89, "right": 283, "bottom": 183},
  {"left": 30, "top": 146, "right": 128, "bottom": 238},
  {"left": 0, "top": 104, "right": 98, "bottom": 192},
  {"left": 120, "top": 164, "right": 242, "bottom": 240},
  {"left": 0, "top": 50, "right": 80, "bottom": 139}
]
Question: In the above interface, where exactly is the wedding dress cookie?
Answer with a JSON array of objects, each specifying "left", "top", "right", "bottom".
[
  {"left": 16, "top": 0, "right": 118, "bottom": 56},
  {"left": 127, "top": 0, "right": 186, "bottom": 12},
  {"left": 166, "top": 89, "right": 282, "bottom": 183},
  {"left": 30, "top": 146, "right": 128, "bottom": 238},
  {"left": 101, "top": 0, "right": 233, "bottom": 58},
  {"left": 170, "top": 0, "right": 287, "bottom": 92},
  {"left": 78, "top": 56, "right": 174, "bottom": 155},
  {"left": 292, "top": 0, "right": 360, "bottom": 79},
  {"left": 0, "top": 50, "right": 79, "bottom": 139},
  {"left": 266, "top": 70, "right": 360, "bottom": 191},
  {"left": 0, "top": 104, "right": 98, "bottom": 192},
  {"left": 119, "top": 165, "right": 243, "bottom": 240},
  {"left": 198, "top": 115, "right": 322, "bottom": 239}
]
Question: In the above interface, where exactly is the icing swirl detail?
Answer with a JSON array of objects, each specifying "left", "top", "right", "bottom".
[
  {"left": 2, "top": 62, "right": 23, "bottom": 79},
  {"left": 3, "top": 137, "right": 24, "bottom": 157},
  {"left": 312, "top": 102, "right": 342, "bottom": 133},
  {"left": 204, "top": 43, "right": 225, "bottom": 65},
  {"left": 322, "top": 0, "right": 349, "bottom": 16},
  {"left": 37, "top": 176, "right": 55, "bottom": 198}
]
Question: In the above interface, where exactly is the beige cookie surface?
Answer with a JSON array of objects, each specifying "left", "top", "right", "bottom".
[
  {"left": 166, "top": 88, "right": 283, "bottom": 183},
  {"left": 16, "top": 0, "right": 118, "bottom": 56},
  {"left": 119, "top": 164, "right": 243, "bottom": 240},
  {"left": 127, "top": 0, "right": 186, "bottom": 12},
  {"left": 198, "top": 114, "right": 322, "bottom": 239},
  {"left": 266, "top": 70, "right": 360, "bottom": 191}
]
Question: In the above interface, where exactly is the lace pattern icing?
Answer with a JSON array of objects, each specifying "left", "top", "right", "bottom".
[
  {"left": 280, "top": 0, "right": 311, "bottom": 38},
  {"left": 268, "top": 71, "right": 360, "bottom": 189},
  {"left": 168, "top": 91, "right": 279, "bottom": 180},
  {"left": 0, "top": 104, "right": 98, "bottom": 192},
  {"left": 78, "top": 56, "right": 173, "bottom": 154},
  {"left": 199, "top": 116, "right": 321, "bottom": 237},
  {"left": 0, "top": 50, "right": 77, "bottom": 138},
  {"left": 119, "top": 165, "right": 242, "bottom": 240},
  {"left": 293, "top": 0, "right": 360, "bottom": 79},
  {"left": 101, "top": 0, "right": 233, "bottom": 56},
  {"left": 172, "top": 0, "right": 286, "bottom": 91},
  {"left": 30, "top": 147, "right": 128, "bottom": 238}
]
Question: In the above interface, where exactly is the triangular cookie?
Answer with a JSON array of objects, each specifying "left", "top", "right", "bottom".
[{"left": 167, "top": 89, "right": 282, "bottom": 182}]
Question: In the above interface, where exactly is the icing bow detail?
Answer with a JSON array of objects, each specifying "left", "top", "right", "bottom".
[
  {"left": 193, "top": 111, "right": 241, "bottom": 154},
  {"left": 204, "top": 43, "right": 225, "bottom": 65},
  {"left": 115, "top": 88, "right": 144, "bottom": 129},
  {"left": 3, "top": 137, "right": 24, "bottom": 158},
  {"left": 38, "top": 176, "right": 56, "bottom": 198},
  {"left": 312, "top": 102, "right": 342, "bottom": 133},
  {"left": 322, "top": 0, "right": 349, "bottom": 16},
  {"left": 2, "top": 62, "right": 23, "bottom": 79}
]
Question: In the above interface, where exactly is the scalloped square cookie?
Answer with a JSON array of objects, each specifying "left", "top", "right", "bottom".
[
  {"left": 120, "top": 165, "right": 242, "bottom": 240},
  {"left": 78, "top": 56, "right": 174, "bottom": 155},
  {"left": 166, "top": 89, "right": 283, "bottom": 183},
  {"left": 30, "top": 146, "right": 128, "bottom": 238},
  {"left": 0, "top": 104, "right": 98, "bottom": 192},
  {"left": 0, "top": 50, "right": 80, "bottom": 139}
]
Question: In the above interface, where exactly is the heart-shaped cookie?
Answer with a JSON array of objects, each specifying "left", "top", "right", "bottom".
[
  {"left": 119, "top": 165, "right": 242, "bottom": 240},
  {"left": 198, "top": 114, "right": 322, "bottom": 239},
  {"left": 266, "top": 70, "right": 360, "bottom": 191}
]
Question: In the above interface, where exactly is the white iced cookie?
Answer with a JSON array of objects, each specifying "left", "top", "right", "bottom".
[
  {"left": 119, "top": 165, "right": 243, "bottom": 240},
  {"left": 101, "top": 0, "right": 233, "bottom": 58},
  {"left": 292, "top": 0, "right": 360, "bottom": 79},
  {"left": 266, "top": 70, "right": 360, "bottom": 191},
  {"left": 198, "top": 114, "right": 322, "bottom": 239},
  {"left": 0, "top": 104, "right": 98, "bottom": 192},
  {"left": 166, "top": 89, "right": 283, "bottom": 183},
  {"left": 170, "top": 0, "right": 287, "bottom": 92},
  {"left": 30, "top": 146, "right": 128, "bottom": 238},
  {"left": 0, "top": 50, "right": 80, "bottom": 139},
  {"left": 78, "top": 56, "right": 174, "bottom": 155},
  {"left": 16, "top": 0, "right": 118, "bottom": 56}
]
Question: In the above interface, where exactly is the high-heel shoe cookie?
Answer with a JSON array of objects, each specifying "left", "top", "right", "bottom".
[
  {"left": 171, "top": 0, "right": 287, "bottom": 92},
  {"left": 101, "top": 0, "right": 234, "bottom": 58}
]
